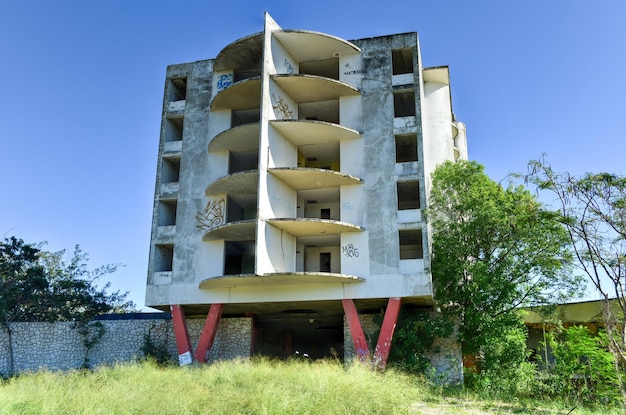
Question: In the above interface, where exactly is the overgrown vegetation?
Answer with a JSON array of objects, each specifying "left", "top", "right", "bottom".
[
  {"left": 0, "top": 237, "right": 135, "bottom": 374},
  {"left": 525, "top": 159, "right": 626, "bottom": 398},
  {"left": 0, "top": 359, "right": 621, "bottom": 415}
]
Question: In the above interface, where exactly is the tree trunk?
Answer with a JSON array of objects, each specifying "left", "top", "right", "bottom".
[{"left": 2, "top": 316, "right": 15, "bottom": 377}]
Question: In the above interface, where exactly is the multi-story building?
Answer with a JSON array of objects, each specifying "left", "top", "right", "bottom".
[{"left": 146, "top": 13, "right": 467, "bottom": 375}]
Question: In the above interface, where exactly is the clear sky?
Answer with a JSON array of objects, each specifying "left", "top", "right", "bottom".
[{"left": 1, "top": 1, "right": 624, "bottom": 310}]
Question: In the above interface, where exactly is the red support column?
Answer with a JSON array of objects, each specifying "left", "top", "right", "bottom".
[
  {"left": 170, "top": 305, "right": 193, "bottom": 366},
  {"left": 194, "top": 303, "right": 223, "bottom": 363},
  {"left": 342, "top": 299, "right": 370, "bottom": 361},
  {"left": 373, "top": 297, "right": 402, "bottom": 370}
]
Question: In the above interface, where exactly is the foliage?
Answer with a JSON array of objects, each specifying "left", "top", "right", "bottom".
[
  {"left": 466, "top": 322, "right": 537, "bottom": 398},
  {"left": 525, "top": 159, "right": 626, "bottom": 398},
  {"left": 0, "top": 237, "right": 135, "bottom": 374},
  {"left": 428, "top": 161, "right": 581, "bottom": 357},
  {"left": 546, "top": 325, "right": 622, "bottom": 406},
  {"left": 377, "top": 307, "right": 453, "bottom": 375},
  {"left": 140, "top": 324, "right": 174, "bottom": 365}
]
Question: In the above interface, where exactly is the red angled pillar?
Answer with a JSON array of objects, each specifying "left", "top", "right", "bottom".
[
  {"left": 342, "top": 299, "right": 370, "bottom": 361},
  {"left": 170, "top": 305, "right": 193, "bottom": 366},
  {"left": 194, "top": 303, "right": 223, "bottom": 363},
  {"left": 373, "top": 297, "right": 402, "bottom": 370}
]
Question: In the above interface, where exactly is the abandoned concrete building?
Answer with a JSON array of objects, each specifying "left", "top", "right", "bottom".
[{"left": 146, "top": 13, "right": 467, "bottom": 375}]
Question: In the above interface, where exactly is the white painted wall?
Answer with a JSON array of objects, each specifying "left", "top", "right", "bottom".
[
  {"left": 339, "top": 54, "right": 363, "bottom": 89},
  {"left": 261, "top": 222, "right": 296, "bottom": 273},
  {"left": 339, "top": 95, "right": 362, "bottom": 132},
  {"left": 269, "top": 82, "right": 297, "bottom": 121},
  {"left": 340, "top": 231, "right": 370, "bottom": 276},
  {"left": 271, "top": 36, "right": 297, "bottom": 75},
  {"left": 268, "top": 125, "right": 296, "bottom": 168}
]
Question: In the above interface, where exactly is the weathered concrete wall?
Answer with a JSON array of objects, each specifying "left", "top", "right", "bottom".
[
  {"left": 343, "top": 313, "right": 463, "bottom": 385},
  {"left": 0, "top": 315, "right": 252, "bottom": 376}
]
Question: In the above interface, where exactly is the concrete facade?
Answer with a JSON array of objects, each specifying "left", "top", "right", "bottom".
[{"left": 146, "top": 13, "right": 467, "bottom": 371}]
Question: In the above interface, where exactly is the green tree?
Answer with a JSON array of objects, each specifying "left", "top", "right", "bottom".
[
  {"left": 427, "top": 161, "right": 581, "bottom": 361},
  {"left": 0, "top": 237, "right": 49, "bottom": 375},
  {"left": 0, "top": 237, "right": 135, "bottom": 374},
  {"left": 548, "top": 326, "right": 621, "bottom": 406},
  {"left": 526, "top": 158, "right": 626, "bottom": 398}
]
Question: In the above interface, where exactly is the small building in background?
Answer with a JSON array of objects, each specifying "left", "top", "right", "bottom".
[{"left": 145, "top": 13, "right": 466, "bottom": 379}]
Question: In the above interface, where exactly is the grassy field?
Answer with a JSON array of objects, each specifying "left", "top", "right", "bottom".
[{"left": 0, "top": 359, "right": 620, "bottom": 415}]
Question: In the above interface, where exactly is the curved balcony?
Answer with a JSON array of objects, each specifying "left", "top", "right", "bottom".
[
  {"left": 205, "top": 170, "right": 259, "bottom": 195},
  {"left": 211, "top": 77, "right": 261, "bottom": 111},
  {"left": 199, "top": 271, "right": 363, "bottom": 289},
  {"left": 209, "top": 123, "right": 260, "bottom": 153},
  {"left": 202, "top": 219, "right": 256, "bottom": 241},
  {"left": 214, "top": 32, "right": 263, "bottom": 74},
  {"left": 267, "top": 218, "right": 364, "bottom": 237},
  {"left": 270, "top": 120, "right": 360, "bottom": 146},
  {"left": 269, "top": 167, "right": 362, "bottom": 190},
  {"left": 272, "top": 74, "right": 359, "bottom": 103},
  {"left": 274, "top": 30, "right": 360, "bottom": 62}
]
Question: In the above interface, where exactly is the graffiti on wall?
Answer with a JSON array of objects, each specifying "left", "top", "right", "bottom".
[
  {"left": 284, "top": 58, "right": 295, "bottom": 74},
  {"left": 216, "top": 73, "right": 233, "bottom": 92},
  {"left": 196, "top": 199, "right": 225, "bottom": 232},
  {"left": 343, "top": 63, "right": 365, "bottom": 76},
  {"left": 342, "top": 244, "right": 359, "bottom": 258},
  {"left": 272, "top": 93, "right": 293, "bottom": 120}
]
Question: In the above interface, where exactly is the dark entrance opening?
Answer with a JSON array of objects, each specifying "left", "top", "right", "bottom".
[{"left": 253, "top": 313, "right": 344, "bottom": 359}]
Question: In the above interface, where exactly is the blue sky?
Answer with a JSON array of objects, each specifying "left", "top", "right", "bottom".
[{"left": 1, "top": 1, "right": 624, "bottom": 309}]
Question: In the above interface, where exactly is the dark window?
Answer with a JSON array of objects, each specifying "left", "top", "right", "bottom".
[
  {"left": 399, "top": 230, "right": 423, "bottom": 259},
  {"left": 395, "top": 134, "right": 418, "bottom": 163},
  {"left": 320, "top": 208, "right": 331, "bottom": 219},
  {"left": 394, "top": 91, "right": 416, "bottom": 117},
  {"left": 320, "top": 252, "right": 331, "bottom": 272},
  {"left": 397, "top": 181, "right": 420, "bottom": 210},
  {"left": 392, "top": 49, "right": 413, "bottom": 75}
]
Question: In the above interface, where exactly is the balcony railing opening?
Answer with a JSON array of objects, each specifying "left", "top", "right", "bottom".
[
  {"left": 232, "top": 108, "right": 260, "bottom": 128},
  {"left": 298, "top": 100, "right": 339, "bottom": 124},
  {"left": 224, "top": 240, "right": 256, "bottom": 275},
  {"left": 298, "top": 188, "right": 340, "bottom": 220},
  {"left": 226, "top": 194, "right": 257, "bottom": 223},
  {"left": 297, "top": 143, "right": 339, "bottom": 171},
  {"left": 299, "top": 58, "right": 339, "bottom": 80},
  {"left": 229, "top": 150, "right": 258, "bottom": 174}
]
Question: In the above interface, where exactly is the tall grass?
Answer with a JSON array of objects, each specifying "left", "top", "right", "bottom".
[{"left": 0, "top": 359, "right": 621, "bottom": 414}]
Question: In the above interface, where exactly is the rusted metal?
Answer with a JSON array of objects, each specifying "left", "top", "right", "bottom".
[
  {"left": 341, "top": 299, "right": 370, "bottom": 361},
  {"left": 194, "top": 303, "right": 224, "bottom": 363},
  {"left": 373, "top": 297, "right": 402, "bottom": 370},
  {"left": 170, "top": 305, "right": 193, "bottom": 365}
]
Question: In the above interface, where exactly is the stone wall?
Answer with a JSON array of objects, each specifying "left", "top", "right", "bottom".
[
  {"left": 0, "top": 314, "right": 253, "bottom": 376},
  {"left": 343, "top": 314, "right": 463, "bottom": 385}
]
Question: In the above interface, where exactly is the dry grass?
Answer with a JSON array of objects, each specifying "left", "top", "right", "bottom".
[{"left": 0, "top": 359, "right": 620, "bottom": 415}]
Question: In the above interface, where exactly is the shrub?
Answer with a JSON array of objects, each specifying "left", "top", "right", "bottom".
[{"left": 546, "top": 325, "right": 621, "bottom": 406}]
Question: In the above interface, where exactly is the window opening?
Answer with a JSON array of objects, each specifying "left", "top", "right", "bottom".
[
  {"left": 399, "top": 230, "right": 423, "bottom": 259},
  {"left": 320, "top": 252, "right": 331, "bottom": 272},
  {"left": 395, "top": 134, "right": 418, "bottom": 162},
  {"left": 393, "top": 91, "right": 416, "bottom": 117},
  {"left": 392, "top": 49, "right": 413, "bottom": 75},
  {"left": 397, "top": 181, "right": 420, "bottom": 210}
]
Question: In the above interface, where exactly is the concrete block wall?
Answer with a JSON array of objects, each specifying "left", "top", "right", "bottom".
[
  {"left": 0, "top": 315, "right": 253, "bottom": 376},
  {"left": 343, "top": 313, "right": 462, "bottom": 385}
]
